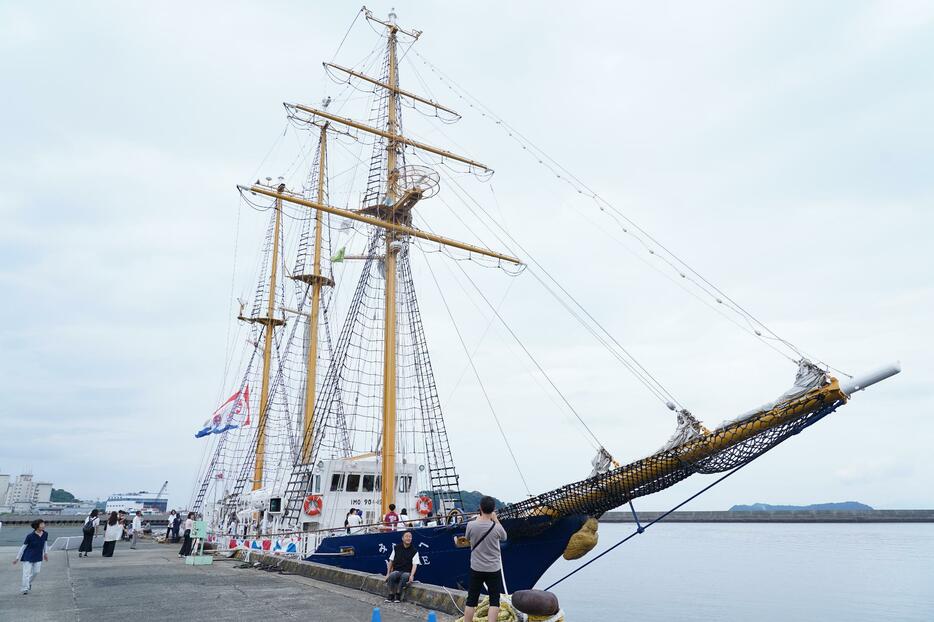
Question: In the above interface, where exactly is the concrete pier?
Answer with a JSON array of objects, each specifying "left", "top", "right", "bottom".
[{"left": 0, "top": 542, "right": 455, "bottom": 622}]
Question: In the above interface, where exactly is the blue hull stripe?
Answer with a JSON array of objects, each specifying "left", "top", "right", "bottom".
[{"left": 305, "top": 514, "right": 587, "bottom": 591}]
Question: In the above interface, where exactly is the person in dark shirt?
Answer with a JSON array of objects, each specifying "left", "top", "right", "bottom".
[
  {"left": 13, "top": 519, "right": 49, "bottom": 595},
  {"left": 171, "top": 512, "right": 181, "bottom": 543},
  {"left": 384, "top": 530, "right": 420, "bottom": 603}
]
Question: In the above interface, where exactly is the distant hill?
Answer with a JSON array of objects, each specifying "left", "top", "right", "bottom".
[
  {"left": 50, "top": 488, "right": 77, "bottom": 503},
  {"left": 730, "top": 501, "right": 873, "bottom": 512}
]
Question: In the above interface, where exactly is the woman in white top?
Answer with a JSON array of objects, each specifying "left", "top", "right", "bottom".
[
  {"left": 178, "top": 512, "right": 195, "bottom": 558},
  {"left": 102, "top": 512, "right": 121, "bottom": 557},
  {"left": 78, "top": 509, "right": 100, "bottom": 557}
]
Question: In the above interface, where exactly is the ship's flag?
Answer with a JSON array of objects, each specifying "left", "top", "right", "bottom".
[
  {"left": 331, "top": 246, "right": 346, "bottom": 263},
  {"left": 195, "top": 385, "right": 251, "bottom": 438}
]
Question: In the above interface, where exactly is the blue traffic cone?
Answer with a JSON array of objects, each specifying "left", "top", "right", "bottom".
[
  {"left": 371, "top": 607, "right": 381, "bottom": 622},
  {"left": 427, "top": 612, "right": 437, "bottom": 622}
]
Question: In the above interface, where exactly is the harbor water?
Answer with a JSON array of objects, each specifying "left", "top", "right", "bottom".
[{"left": 538, "top": 522, "right": 934, "bottom": 621}]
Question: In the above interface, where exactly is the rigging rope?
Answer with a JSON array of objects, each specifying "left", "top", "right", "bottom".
[
  {"left": 411, "top": 49, "right": 848, "bottom": 377},
  {"left": 424, "top": 254, "right": 532, "bottom": 495},
  {"left": 450, "top": 257, "right": 606, "bottom": 450}
]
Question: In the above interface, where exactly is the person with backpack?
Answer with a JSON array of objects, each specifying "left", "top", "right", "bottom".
[
  {"left": 13, "top": 519, "right": 49, "bottom": 595},
  {"left": 463, "top": 496, "right": 508, "bottom": 622},
  {"left": 78, "top": 509, "right": 100, "bottom": 557}
]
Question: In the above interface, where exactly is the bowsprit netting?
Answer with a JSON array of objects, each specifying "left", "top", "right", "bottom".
[{"left": 499, "top": 379, "right": 848, "bottom": 524}]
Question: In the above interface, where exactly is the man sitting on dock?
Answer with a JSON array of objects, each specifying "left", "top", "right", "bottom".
[{"left": 384, "top": 530, "right": 420, "bottom": 603}]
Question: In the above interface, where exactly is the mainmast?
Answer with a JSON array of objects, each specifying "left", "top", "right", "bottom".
[
  {"left": 380, "top": 10, "right": 401, "bottom": 520},
  {"left": 240, "top": 183, "right": 286, "bottom": 491}
]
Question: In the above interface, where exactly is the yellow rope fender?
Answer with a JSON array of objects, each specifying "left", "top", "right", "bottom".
[
  {"left": 562, "top": 517, "right": 598, "bottom": 560},
  {"left": 455, "top": 596, "right": 566, "bottom": 622}
]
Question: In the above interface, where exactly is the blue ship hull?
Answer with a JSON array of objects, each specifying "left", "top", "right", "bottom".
[{"left": 305, "top": 514, "right": 587, "bottom": 591}]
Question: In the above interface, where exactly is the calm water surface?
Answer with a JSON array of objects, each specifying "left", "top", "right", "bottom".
[{"left": 537, "top": 523, "right": 934, "bottom": 621}]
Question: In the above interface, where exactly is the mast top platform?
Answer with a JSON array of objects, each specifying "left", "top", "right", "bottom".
[{"left": 363, "top": 6, "right": 422, "bottom": 39}]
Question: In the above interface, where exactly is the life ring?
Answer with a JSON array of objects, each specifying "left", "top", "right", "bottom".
[
  {"left": 303, "top": 494, "right": 323, "bottom": 516},
  {"left": 416, "top": 495, "right": 433, "bottom": 516}
]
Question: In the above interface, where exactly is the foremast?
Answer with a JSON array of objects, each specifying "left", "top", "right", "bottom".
[{"left": 292, "top": 119, "right": 334, "bottom": 464}]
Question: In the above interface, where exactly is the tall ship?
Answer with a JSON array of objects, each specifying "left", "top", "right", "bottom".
[{"left": 190, "top": 7, "right": 899, "bottom": 591}]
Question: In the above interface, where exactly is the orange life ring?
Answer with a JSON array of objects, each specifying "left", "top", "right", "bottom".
[
  {"left": 416, "top": 495, "right": 433, "bottom": 516},
  {"left": 303, "top": 494, "right": 323, "bottom": 516}
]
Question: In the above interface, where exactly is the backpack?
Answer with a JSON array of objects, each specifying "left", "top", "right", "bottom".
[{"left": 82, "top": 518, "right": 95, "bottom": 536}]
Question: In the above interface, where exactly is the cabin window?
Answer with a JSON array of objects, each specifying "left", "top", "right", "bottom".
[
  {"left": 398, "top": 476, "right": 412, "bottom": 493},
  {"left": 346, "top": 473, "right": 361, "bottom": 493},
  {"left": 361, "top": 474, "right": 375, "bottom": 492},
  {"left": 311, "top": 474, "right": 321, "bottom": 493},
  {"left": 330, "top": 473, "right": 345, "bottom": 492},
  {"left": 375, "top": 475, "right": 381, "bottom": 490}
]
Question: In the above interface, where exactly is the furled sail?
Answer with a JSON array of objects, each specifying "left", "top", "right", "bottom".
[{"left": 500, "top": 364, "right": 848, "bottom": 523}]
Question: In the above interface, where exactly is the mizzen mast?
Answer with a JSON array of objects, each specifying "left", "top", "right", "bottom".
[{"left": 238, "top": 182, "right": 286, "bottom": 491}]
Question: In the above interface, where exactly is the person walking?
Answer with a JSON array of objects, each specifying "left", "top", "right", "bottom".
[
  {"left": 165, "top": 509, "right": 177, "bottom": 541},
  {"left": 78, "top": 509, "right": 100, "bottom": 557},
  {"left": 178, "top": 512, "right": 195, "bottom": 558},
  {"left": 130, "top": 511, "right": 143, "bottom": 549},
  {"left": 102, "top": 512, "right": 121, "bottom": 557},
  {"left": 384, "top": 530, "right": 420, "bottom": 603},
  {"left": 463, "top": 496, "right": 508, "bottom": 622},
  {"left": 13, "top": 519, "right": 49, "bottom": 595}
]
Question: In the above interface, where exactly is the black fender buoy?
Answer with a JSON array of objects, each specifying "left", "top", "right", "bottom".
[{"left": 511, "top": 589, "right": 560, "bottom": 616}]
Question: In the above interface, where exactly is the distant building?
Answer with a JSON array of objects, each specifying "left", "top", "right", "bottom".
[
  {"left": 0, "top": 474, "right": 10, "bottom": 510},
  {"left": 105, "top": 491, "right": 168, "bottom": 514},
  {"left": 0, "top": 473, "right": 54, "bottom": 513}
]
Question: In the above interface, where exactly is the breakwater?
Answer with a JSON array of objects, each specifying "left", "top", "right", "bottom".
[{"left": 602, "top": 509, "right": 934, "bottom": 522}]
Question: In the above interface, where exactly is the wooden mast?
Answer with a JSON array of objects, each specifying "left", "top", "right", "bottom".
[
  {"left": 380, "top": 16, "right": 401, "bottom": 519},
  {"left": 250, "top": 183, "right": 285, "bottom": 491},
  {"left": 295, "top": 122, "right": 330, "bottom": 464}
]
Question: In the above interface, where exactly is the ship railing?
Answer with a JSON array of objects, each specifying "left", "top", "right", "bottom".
[
  {"left": 206, "top": 511, "right": 481, "bottom": 557},
  {"left": 278, "top": 512, "right": 482, "bottom": 557}
]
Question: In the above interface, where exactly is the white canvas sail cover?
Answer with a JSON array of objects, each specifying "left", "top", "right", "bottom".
[{"left": 728, "top": 359, "right": 829, "bottom": 425}]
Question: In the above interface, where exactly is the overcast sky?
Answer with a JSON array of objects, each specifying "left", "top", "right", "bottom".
[{"left": 1, "top": 1, "right": 932, "bottom": 512}]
